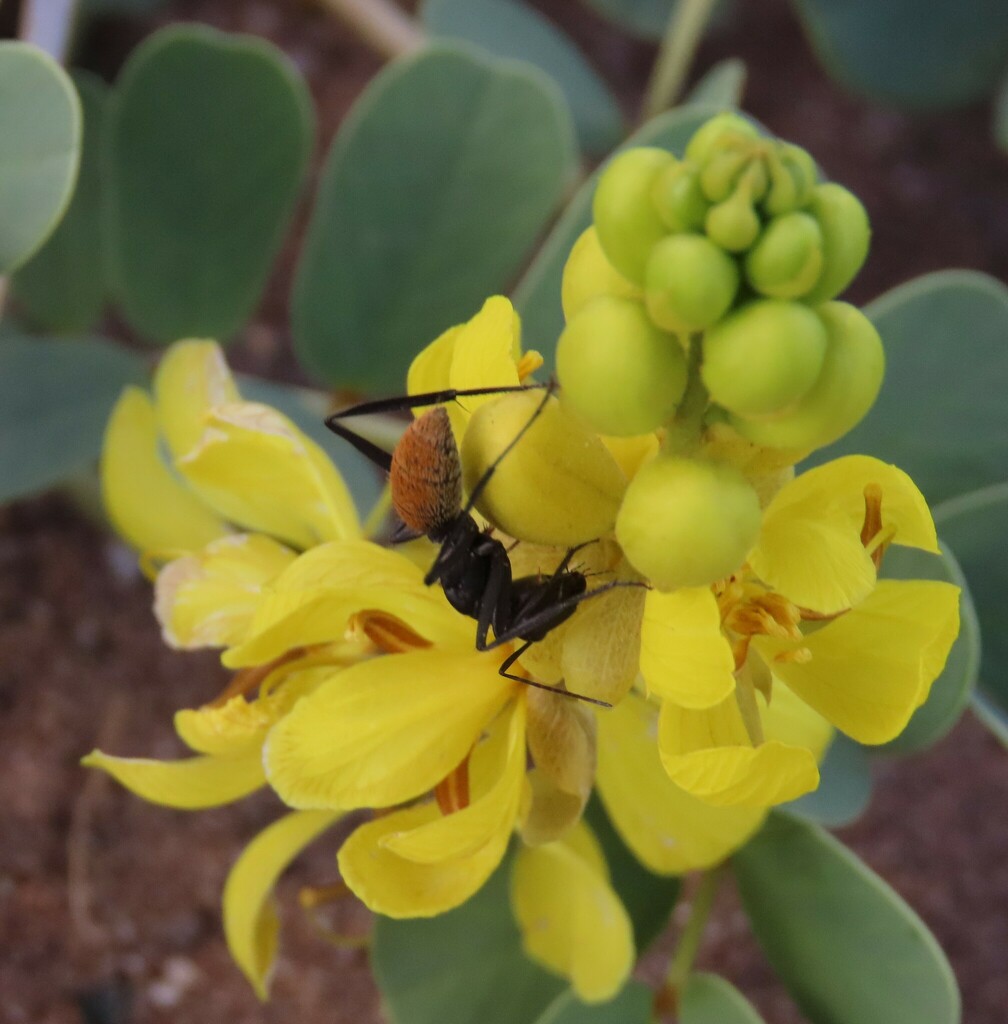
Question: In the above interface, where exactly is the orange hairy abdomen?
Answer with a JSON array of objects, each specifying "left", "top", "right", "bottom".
[{"left": 390, "top": 407, "right": 462, "bottom": 534}]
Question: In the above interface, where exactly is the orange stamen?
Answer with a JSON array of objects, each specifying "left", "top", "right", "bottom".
[
  {"left": 298, "top": 881, "right": 351, "bottom": 909},
  {"left": 516, "top": 351, "right": 544, "bottom": 381},
  {"left": 434, "top": 752, "right": 471, "bottom": 815},
  {"left": 351, "top": 610, "right": 432, "bottom": 653},
  {"left": 208, "top": 646, "right": 308, "bottom": 707}
]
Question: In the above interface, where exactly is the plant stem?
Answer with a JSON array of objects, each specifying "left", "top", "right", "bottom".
[
  {"left": 643, "top": 0, "right": 718, "bottom": 120},
  {"left": 317, "top": 0, "right": 425, "bottom": 59},
  {"left": 662, "top": 335, "right": 708, "bottom": 456},
  {"left": 666, "top": 866, "right": 724, "bottom": 992}
]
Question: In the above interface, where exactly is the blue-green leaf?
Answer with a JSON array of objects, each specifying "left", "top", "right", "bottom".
[
  {"left": 537, "top": 982, "right": 653, "bottom": 1024},
  {"left": 791, "top": 0, "right": 1008, "bottom": 108},
  {"left": 783, "top": 735, "right": 872, "bottom": 827},
  {"left": 934, "top": 484, "right": 1008, "bottom": 746},
  {"left": 733, "top": 813, "right": 960, "bottom": 1024},
  {"left": 513, "top": 103, "right": 722, "bottom": 365},
  {"left": 810, "top": 271, "right": 1008, "bottom": 505},
  {"left": 105, "top": 25, "right": 313, "bottom": 343},
  {"left": 0, "top": 42, "right": 82, "bottom": 273},
  {"left": 11, "top": 72, "right": 109, "bottom": 331},
  {"left": 686, "top": 58, "right": 746, "bottom": 107},
  {"left": 680, "top": 973, "right": 765, "bottom": 1024},
  {"left": 422, "top": 0, "right": 624, "bottom": 156},
  {"left": 293, "top": 44, "right": 576, "bottom": 392},
  {"left": 0, "top": 333, "right": 145, "bottom": 503}
]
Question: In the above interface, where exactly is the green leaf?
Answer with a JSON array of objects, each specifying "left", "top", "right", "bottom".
[
  {"left": 873, "top": 543, "right": 980, "bottom": 754},
  {"left": 783, "top": 735, "right": 872, "bottom": 827},
  {"left": 934, "top": 484, "right": 1008, "bottom": 745},
  {"left": 421, "top": 0, "right": 624, "bottom": 157},
  {"left": 513, "top": 103, "right": 722, "bottom": 367},
  {"left": 580, "top": 0, "right": 675, "bottom": 40},
  {"left": 11, "top": 72, "right": 109, "bottom": 331},
  {"left": 0, "top": 42, "right": 82, "bottom": 273},
  {"left": 537, "top": 982, "right": 653, "bottom": 1024},
  {"left": 686, "top": 58, "right": 746, "bottom": 107},
  {"left": 791, "top": 0, "right": 1008, "bottom": 109},
  {"left": 293, "top": 44, "right": 576, "bottom": 392},
  {"left": 733, "top": 813, "right": 960, "bottom": 1024},
  {"left": 810, "top": 271, "right": 1008, "bottom": 505},
  {"left": 236, "top": 375, "right": 384, "bottom": 520},
  {"left": 0, "top": 333, "right": 145, "bottom": 503},
  {"left": 372, "top": 856, "right": 566, "bottom": 1024},
  {"left": 105, "top": 25, "right": 313, "bottom": 343},
  {"left": 680, "top": 973, "right": 765, "bottom": 1024}
]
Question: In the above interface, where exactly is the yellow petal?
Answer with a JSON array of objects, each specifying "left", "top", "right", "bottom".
[
  {"left": 338, "top": 800, "right": 508, "bottom": 918},
  {"left": 264, "top": 649, "right": 514, "bottom": 809},
  {"left": 407, "top": 323, "right": 461, "bottom": 395},
  {"left": 760, "top": 676, "right": 834, "bottom": 760},
  {"left": 222, "top": 539, "right": 472, "bottom": 668},
  {"left": 223, "top": 809, "right": 341, "bottom": 999},
  {"left": 449, "top": 296, "right": 522, "bottom": 397},
  {"left": 595, "top": 694, "right": 764, "bottom": 873},
  {"left": 155, "top": 534, "right": 296, "bottom": 649},
  {"left": 153, "top": 339, "right": 239, "bottom": 460},
  {"left": 380, "top": 697, "right": 526, "bottom": 863},
  {"left": 178, "top": 402, "right": 359, "bottom": 548},
  {"left": 657, "top": 697, "right": 820, "bottom": 808},
  {"left": 756, "top": 579, "right": 961, "bottom": 744},
  {"left": 510, "top": 822, "right": 634, "bottom": 1003},
  {"left": 639, "top": 588, "right": 736, "bottom": 708},
  {"left": 101, "top": 387, "right": 228, "bottom": 554},
  {"left": 81, "top": 747, "right": 265, "bottom": 808},
  {"left": 751, "top": 456, "right": 938, "bottom": 614}
]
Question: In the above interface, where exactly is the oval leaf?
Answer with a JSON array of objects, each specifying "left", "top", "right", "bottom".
[
  {"left": 733, "top": 813, "right": 961, "bottom": 1024},
  {"left": 783, "top": 734, "right": 872, "bottom": 827},
  {"left": 0, "top": 333, "right": 145, "bottom": 503},
  {"left": 687, "top": 58, "right": 747, "bottom": 107},
  {"left": 580, "top": 0, "right": 675, "bottom": 41},
  {"left": 934, "top": 484, "right": 1008, "bottom": 745},
  {"left": 292, "top": 44, "right": 576, "bottom": 391},
  {"left": 811, "top": 271, "right": 1008, "bottom": 505},
  {"left": 105, "top": 25, "right": 313, "bottom": 343},
  {"left": 11, "top": 72, "right": 109, "bottom": 331},
  {"left": 537, "top": 982, "right": 653, "bottom": 1024},
  {"left": 422, "top": 0, "right": 623, "bottom": 156},
  {"left": 680, "top": 973, "right": 765, "bottom": 1024},
  {"left": 792, "top": 0, "right": 1008, "bottom": 108},
  {"left": 0, "top": 42, "right": 81, "bottom": 273}
]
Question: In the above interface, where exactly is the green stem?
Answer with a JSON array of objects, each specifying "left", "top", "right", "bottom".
[
  {"left": 662, "top": 335, "right": 708, "bottom": 456},
  {"left": 666, "top": 866, "right": 724, "bottom": 993},
  {"left": 317, "top": 0, "right": 425, "bottom": 59},
  {"left": 643, "top": 0, "right": 718, "bottom": 120}
]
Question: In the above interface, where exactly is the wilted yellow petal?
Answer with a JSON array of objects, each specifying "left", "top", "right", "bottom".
[
  {"left": 657, "top": 697, "right": 820, "bottom": 808},
  {"left": 264, "top": 649, "right": 514, "bottom": 809},
  {"left": 155, "top": 534, "right": 296, "bottom": 649},
  {"left": 511, "top": 822, "right": 634, "bottom": 1003},
  {"left": 153, "top": 339, "right": 239, "bottom": 459},
  {"left": 178, "top": 402, "right": 359, "bottom": 548},
  {"left": 757, "top": 579, "right": 960, "bottom": 744},
  {"left": 223, "top": 809, "right": 341, "bottom": 999},
  {"left": 596, "top": 695, "right": 764, "bottom": 873},
  {"left": 101, "top": 387, "right": 228, "bottom": 554},
  {"left": 520, "top": 768, "right": 589, "bottom": 847},
  {"left": 751, "top": 456, "right": 938, "bottom": 614},
  {"left": 639, "top": 589, "right": 736, "bottom": 708},
  {"left": 81, "top": 746, "right": 265, "bottom": 807}
]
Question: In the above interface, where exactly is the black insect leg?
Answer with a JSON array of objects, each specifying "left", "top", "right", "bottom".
[{"left": 496, "top": 641, "right": 611, "bottom": 708}]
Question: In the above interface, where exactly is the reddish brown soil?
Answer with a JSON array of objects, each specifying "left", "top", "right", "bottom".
[{"left": 3, "top": 1, "right": 1008, "bottom": 1022}]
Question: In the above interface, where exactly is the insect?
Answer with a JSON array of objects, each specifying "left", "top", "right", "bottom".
[{"left": 325, "top": 382, "right": 642, "bottom": 707}]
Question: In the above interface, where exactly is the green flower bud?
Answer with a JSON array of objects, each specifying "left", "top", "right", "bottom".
[
  {"left": 728, "top": 302, "right": 884, "bottom": 451},
  {"left": 616, "top": 455, "right": 761, "bottom": 590},
  {"left": 779, "top": 143, "right": 818, "bottom": 204},
  {"left": 763, "top": 148, "right": 801, "bottom": 216},
  {"left": 745, "top": 212, "right": 824, "bottom": 298},
  {"left": 593, "top": 148, "right": 674, "bottom": 284},
  {"left": 702, "top": 299, "right": 828, "bottom": 418},
  {"left": 699, "top": 148, "right": 751, "bottom": 202},
  {"left": 705, "top": 170, "right": 762, "bottom": 252},
  {"left": 561, "top": 227, "right": 641, "bottom": 322},
  {"left": 803, "top": 183, "right": 870, "bottom": 303},
  {"left": 685, "top": 113, "right": 759, "bottom": 164},
  {"left": 652, "top": 161, "right": 708, "bottom": 232},
  {"left": 557, "top": 296, "right": 687, "bottom": 437},
  {"left": 644, "top": 234, "right": 739, "bottom": 333}
]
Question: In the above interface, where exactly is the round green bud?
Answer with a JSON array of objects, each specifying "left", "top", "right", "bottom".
[
  {"left": 699, "top": 148, "right": 751, "bottom": 202},
  {"left": 561, "top": 227, "right": 641, "bottom": 322},
  {"left": 802, "top": 183, "right": 870, "bottom": 303},
  {"left": 728, "top": 302, "right": 884, "bottom": 451},
  {"left": 702, "top": 299, "right": 828, "bottom": 418},
  {"left": 557, "top": 296, "right": 688, "bottom": 436},
  {"left": 685, "top": 113, "right": 760, "bottom": 164},
  {"left": 644, "top": 234, "right": 739, "bottom": 333},
  {"left": 652, "top": 161, "right": 709, "bottom": 232},
  {"left": 616, "top": 455, "right": 761, "bottom": 590},
  {"left": 745, "top": 212, "right": 824, "bottom": 298},
  {"left": 705, "top": 187, "right": 761, "bottom": 253},
  {"left": 593, "top": 148, "right": 674, "bottom": 284},
  {"left": 763, "top": 149, "right": 801, "bottom": 216}
]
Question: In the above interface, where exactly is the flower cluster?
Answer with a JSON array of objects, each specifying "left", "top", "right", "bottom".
[{"left": 85, "top": 117, "right": 960, "bottom": 1007}]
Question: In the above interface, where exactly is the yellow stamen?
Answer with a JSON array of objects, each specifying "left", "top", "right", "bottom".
[{"left": 516, "top": 350, "right": 544, "bottom": 381}]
